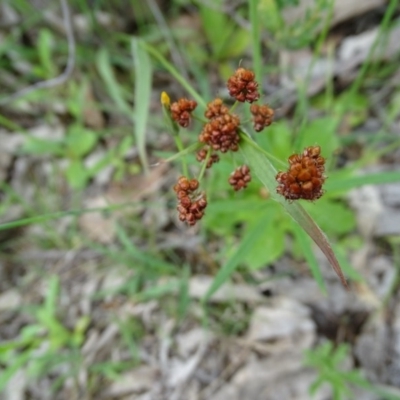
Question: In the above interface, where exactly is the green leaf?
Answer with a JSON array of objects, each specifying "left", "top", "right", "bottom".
[
  {"left": 96, "top": 48, "right": 131, "bottom": 116},
  {"left": 259, "top": 0, "right": 284, "bottom": 33},
  {"left": 296, "top": 117, "right": 339, "bottom": 159},
  {"left": 21, "top": 137, "right": 64, "bottom": 156},
  {"left": 114, "top": 223, "right": 176, "bottom": 274},
  {"left": 204, "top": 198, "right": 267, "bottom": 235},
  {"left": 203, "top": 213, "right": 269, "bottom": 302},
  {"left": 325, "top": 170, "right": 400, "bottom": 192},
  {"left": 240, "top": 133, "right": 348, "bottom": 288},
  {"left": 37, "top": 28, "right": 56, "bottom": 77},
  {"left": 304, "top": 199, "right": 356, "bottom": 236},
  {"left": 199, "top": 1, "right": 227, "bottom": 57},
  {"left": 0, "top": 351, "right": 33, "bottom": 391},
  {"left": 258, "top": 121, "right": 293, "bottom": 162},
  {"left": 292, "top": 222, "right": 327, "bottom": 294},
  {"left": 139, "top": 41, "right": 206, "bottom": 107},
  {"left": 65, "top": 160, "right": 88, "bottom": 189},
  {"left": 242, "top": 210, "right": 287, "bottom": 269},
  {"left": 132, "top": 38, "right": 152, "bottom": 172},
  {"left": 222, "top": 29, "right": 250, "bottom": 58},
  {"left": 65, "top": 124, "right": 97, "bottom": 158},
  {"left": 333, "top": 244, "right": 363, "bottom": 282}
]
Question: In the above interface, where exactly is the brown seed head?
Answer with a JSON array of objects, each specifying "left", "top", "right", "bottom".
[
  {"left": 250, "top": 104, "right": 274, "bottom": 132},
  {"left": 174, "top": 176, "right": 207, "bottom": 226},
  {"left": 204, "top": 98, "right": 229, "bottom": 119},
  {"left": 227, "top": 68, "right": 260, "bottom": 103},
  {"left": 199, "top": 113, "right": 240, "bottom": 153},
  {"left": 229, "top": 165, "right": 252, "bottom": 191},
  {"left": 170, "top": 98, "right": 197, "bottom": 128},
  {"left": 196, "top": 147, "right": 220, "bottom": 169},
  {"left": 276, "top": 146, "right": 326, "bottom": 201}
]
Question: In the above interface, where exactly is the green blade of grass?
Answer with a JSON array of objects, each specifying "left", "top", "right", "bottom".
[
  {"left": 240, "top": 133, "right": 348, "bottom": 288},
  {"left": 0, "top": 201, "right": 139, "bottom": 231},
  {"left": 132, "top": 38, "right": 151, "bottom": 173},
  {"left": 203, "top": 211, "right": 271, "bottom": 302},
  {"left": 292, "top": 222, "right": 327, "bottom": 294},
  {"left": 96, "top": 48, "right": 131, "bottom": 116},
  {"left": 325, "top": 171, "right": 400, "bottom": 192},
  {"left": 114, "top": 223, "right": 176, "bottom": 274},
  {"left": 248, "top": 0, "right": 262, "bottom": 81},
  {"left": 0, "top": 351, "right": 34, "bottom": 391},
  {"left": 139, "top": 41, "right": 206, "bottom": 108},
  {"left": 160, "top": 142, "right": 203, "bottom": 164}
]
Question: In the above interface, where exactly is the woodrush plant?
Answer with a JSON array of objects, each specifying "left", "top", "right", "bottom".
[{"left": 161, "top": 66, "right": 348, "bottom": 291}]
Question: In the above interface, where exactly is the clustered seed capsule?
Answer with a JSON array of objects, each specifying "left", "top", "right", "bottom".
[
  {"left": 196, "top": 147, "right": 220, "bottom": 169},
  {"left": 229, "top": 165, "right": 251, "bottom": 191},
  {"left": 173, "top": 176, "right": 207, "bottom": 226},
  {"left": 170, "top": 98, "right": 197, "bottom": 128},
  {"left": 276, "top": 146, "right": 326, "bottom": 201},
  {"left": 164, "top": 68, "right": 285, "bottom": 226},
  {"left": 204, "top": 98, "right": 229, "bottom": 119},
  {"left": 250, "top": 104, "right": 274, "bottom": 132},
  {"left": 199, "top": 99, "right": 240, "bottom": 153},
  {"left": 227, "top": 68, "right": 260, "bottom": 103}
]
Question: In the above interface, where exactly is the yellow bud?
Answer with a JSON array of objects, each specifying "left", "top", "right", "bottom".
[{"left": 161, "top": 91, "right": 170, "bottom": 107}]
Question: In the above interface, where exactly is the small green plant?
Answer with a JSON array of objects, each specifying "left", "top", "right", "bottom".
[
  {"left": 305, "top": 341, "right": 400, "bottom": 400},
  {"left": 0, "top": 276, "right": 89, "bottom": 392},
  {"left": 260, "top": 0, "right": 334, "bottom": 49}
]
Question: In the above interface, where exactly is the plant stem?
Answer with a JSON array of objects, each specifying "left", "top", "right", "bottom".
[{"left": 239, "top": 131, "right": 287, "bottom": 168}]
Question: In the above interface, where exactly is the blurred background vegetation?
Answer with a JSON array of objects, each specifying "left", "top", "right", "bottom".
[{"left": 1, "top": 0, "right": 400, "bottom": 399}]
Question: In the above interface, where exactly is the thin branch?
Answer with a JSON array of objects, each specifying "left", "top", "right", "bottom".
[{"left": 0, "top": 0, "right": 75, "bottom": 105}]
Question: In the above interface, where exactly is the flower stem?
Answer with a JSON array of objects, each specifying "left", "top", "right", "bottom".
[
  {"left": 239, "top": 130, "right": 286, "bottom": 169},
  {"left": 197, "top": 147, "right": 211, "bottom": 182}
]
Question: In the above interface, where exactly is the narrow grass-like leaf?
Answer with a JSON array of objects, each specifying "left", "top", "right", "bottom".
[
  {"left": 135, "top": 280, "right": 179, "bottom": 302},
  {"left": 248, "top": 0, "right": 262, "bottom": 81},
  {"left": 240, "top": 133, "right": 348, "bottom": 288},
  {"left": 292, "top": 222, "right": 327, "bottom": 294},
  {"left": 132, "top": 38, "right": 151, "bottom": 172},
  {"left": 96, "top": 48, "right": 131, "bottom": 116},
  {"left": 325, "top": 171, "right": 400, "bottom": 192},
  {"left": 203, "top": 212, "right": 271, "bottom": 302},
  {"left": 115, "top": 223, "right": 176, "bottom": 274},
  {"left": 0, "top": 351, "right": 33, "bottom": 391},
  {"left": 159, "top": 142, "right": 203, "bottom": 164},
  {"left": 0, "top": 202, "right": 140, "bottom": 231},
  {"left": 139, "top": 41, "right": 206, "bottom": 108}
]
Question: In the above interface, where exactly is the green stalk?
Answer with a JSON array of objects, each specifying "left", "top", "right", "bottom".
[{"left": 248, "top": 0, "right": 262, "bottom": 82}]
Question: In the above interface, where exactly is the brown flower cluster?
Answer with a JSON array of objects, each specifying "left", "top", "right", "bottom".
[
  {"left": 199, "top": 99, "right": 240, "bottom": 153},
  {"left": 170, "top": 98, "right": 197, "bottom": 127},
  {"left": 276, "top": 146, "right": 326, "bottom": 201},
  {"left": 174, "top": 177, "right": 207, "bottom": 226},
  {"left": 196, "top": 147, "right": 220, "bottom": 169},
  {"left": 250, "top": 104, "right": 274, "bottom": 132},
  {"left": 227, "top": 68, "right": 260, "bottom": 103},
  {"left": 229, "top": 165, "right": 251, "bottom": 191},
  {"left": 164, "top": 68, "right": 279, "bottom": 226}
]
